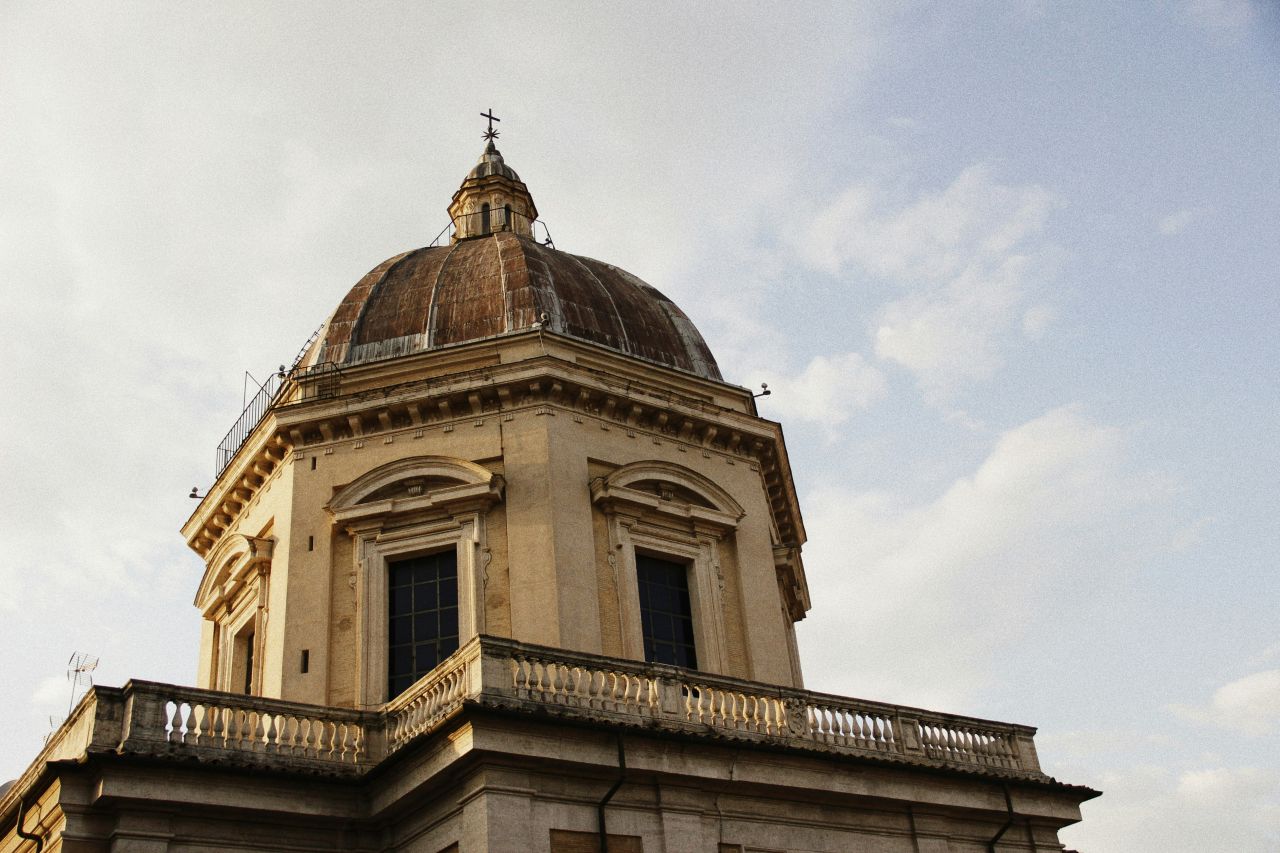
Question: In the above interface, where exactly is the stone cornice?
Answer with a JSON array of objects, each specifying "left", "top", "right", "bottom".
[{"left": 184, "top": 335, "right": 809, "bottom": 613}]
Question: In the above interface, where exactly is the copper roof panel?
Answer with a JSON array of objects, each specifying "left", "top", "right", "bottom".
[{"left": 312, "top": 235, "right": 721, "bottom": 381}]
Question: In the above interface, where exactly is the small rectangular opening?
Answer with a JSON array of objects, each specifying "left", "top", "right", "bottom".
[
  {"left": 241, "top": 630, "right": 255, "bottom": 695},
  {"left": 310, "top": 456, "right": 317, "bottom": 470},
  {"left": 300, "top": 649, "right": 310, "bottom": 673},
  {"left": 308, "top": 535, "right": 314, "bottom": 551}
]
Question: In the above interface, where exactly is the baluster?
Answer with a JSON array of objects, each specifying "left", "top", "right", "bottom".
[
  {"left": 532, "top": 660, "right": 546, "bottom": 697},
  {"left": 321, "top": 720, "right": 336, "bottom": 758},
  {"left": 619, "top": 673, "right": 634, "bottom": 711},
  {"left": 521, "top": 657, "right": 535, "bottom": 695},
  {"left": 546, "top": 663, "right": 560, "bottom": 701},
  {"left": 853, "top": 710, "right": 866, "bottom": 746},
  {"left": 250, "top": 712, "right": 265, "bottom": 752},
  {"left": 556, "top": 663, "right": 570, "bottom": 702},
  {"left": 166, "top": 701, "right": 183, "bottom": 743},
  {"left": 349, "top": 722, "right": 360, "bottom": 761},
  {"left": 283, "top": 716, "right": 300, "bottom": 755},
  {"left": 600, "top": 672, "right": 614, "bottom": 711},
  {"left": 299, "top": 717, "right": 315, "bottom": 758},
  {"left": 339, "top": 723, "right": 353, "bottom": 761},
  {"left": 561, "top": 665, "right": 576, "bottom": 704},
  {"left": 205, "top": 704, "right": 222, "bottom": 747},
  {"left": 260, "top": 713, "right": 276, "bottom": 752},
  {"left": 176, "top": 702, "right": 194, "bottom": 745},
  {"left": 586, "top": 669, "right": 601, "bottom": 709}
]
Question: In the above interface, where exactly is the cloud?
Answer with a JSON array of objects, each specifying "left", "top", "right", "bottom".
[
  {"left": 1184, "top": 0, "right": 1257, "bottom": 31},
  {"left": 799, "top": 165, "right": 1059, "bottom": 397},
  {"left": 1172, "top": 669, "right": 1280, "bottom": 735},
  {"left": 754, "top": 352, "right": 886, "bottom": 433},
  {"left": 796, "top": 405, "right": 1173, "bottom": 710},
  {"left": 1158, "top": 207, "right": 1208, "bottom": 235},
  {"left": 1062, "top": 763, "right": 1280, "bottom": 853}
]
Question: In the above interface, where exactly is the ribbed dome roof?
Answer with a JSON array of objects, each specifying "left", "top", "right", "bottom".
[
  {"left": 466, "top": 141, "right": 521, "bottom": 181},
  {"left": 309, "top": 231, "right": 722, "bottom": 381}
]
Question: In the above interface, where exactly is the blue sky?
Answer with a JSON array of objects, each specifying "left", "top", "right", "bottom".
[{"left": 2, "top": 2, "right": 1277, "bottom": 849}]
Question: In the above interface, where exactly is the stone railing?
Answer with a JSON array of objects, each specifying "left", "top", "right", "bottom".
[
  {"left": 12, "top": 637, "right": 1040, "bottom": 788},
  {"left": 117, "top": 681, "right": 379, "bottom": 771},
  {"left": 471, "top": 638, "right": 1039, "bottom": 775}
]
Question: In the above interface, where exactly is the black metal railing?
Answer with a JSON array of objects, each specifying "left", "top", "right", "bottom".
[
  {"left": 212, "top": 325, "right": 326, "bottom": 478},
  {"left": 214, "top": 373, "right": 284, "bottom": 477},
  {"left": 429, "top": 209, "right": 555, "bottom": 248}
]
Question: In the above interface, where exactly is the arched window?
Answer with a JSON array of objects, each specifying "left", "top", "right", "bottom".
[
  {"left": 328, "top": 456, "right": 504, "bottom": 704},
  {"left": 194, "top": 534, "right": 274, "bottom": 694},
  {"left": 591, "top": 461, "right": 744, "bottom": 673},
  {"left": 480, "top": 202, "right": 491, "bottom": 234}
]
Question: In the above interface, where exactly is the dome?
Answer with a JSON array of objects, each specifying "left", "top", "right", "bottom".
[
  {"left": 310, "top": 230, "right": 722, "bottom": 381},
  {"left": 466, "top": 140, "right": 521, "bottom": 182}
]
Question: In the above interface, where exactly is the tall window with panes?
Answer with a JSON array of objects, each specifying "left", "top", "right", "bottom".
[
  {"left": 388, "top": 551, "right": 459, "bottom": 699},
  {"left": 635, "top": 554, "right": 697, "bottom": 669}
]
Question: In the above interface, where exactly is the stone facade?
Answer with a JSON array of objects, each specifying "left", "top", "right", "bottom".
[{"left": 0, "top": 142, "right": 1097, "bottom": 852}]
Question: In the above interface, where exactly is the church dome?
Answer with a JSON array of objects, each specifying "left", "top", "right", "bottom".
[
  {"left": 309, "top": 231, "right": 722, "bottom": 381},
  {"left": 306, "top": 139, "right": 721, "bottom": 381},
  {"left": 466, "top": 140, "right": 521, "bottom": 182}
]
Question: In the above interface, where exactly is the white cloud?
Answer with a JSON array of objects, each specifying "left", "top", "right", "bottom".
[
  {"left": 1158, "top": 207, "right": 1208, "bottom": 235},
  {"left": 1172, "top": 669, "right": 1280, "bottom": 736},
  {"left": 1184, "top": 0, "right": 1256, "bottom": 31},
  {"left": 797, "top": 405, "right": 1172, "bottom": 710},
  {"left": 799, "top": 165, "right": 1059, "bottom": 397},
  {"left": 1063, "top": 763, "right": 1280, "bottom": 853},
  {"left": 755, "top": 352, "right": 887, "bottom": 432}
]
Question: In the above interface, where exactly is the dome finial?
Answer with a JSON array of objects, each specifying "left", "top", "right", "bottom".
[
  {"left": 481, "top": 108, "right": 500, "bottom": 142},
  {"left": 449, "top": 115, "right": 538, "bottom": 242}
]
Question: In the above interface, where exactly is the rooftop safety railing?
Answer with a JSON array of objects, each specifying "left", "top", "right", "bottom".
[
  {"left": 212, "top": 325, "right": 324, "bottom": 478},
  {"left": 214, "top": 372, "right": 284, "bottom": 477},
  {"left": 428, "top": 209, "right": 555, "bottom": 247},
  {"left": 24, "top": 637, "right": 1043, "bottom": 783}
]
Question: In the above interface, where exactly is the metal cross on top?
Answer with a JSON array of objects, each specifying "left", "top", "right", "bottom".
[{"left": 481, "top": 109, "right": 501, "bottom": 141}]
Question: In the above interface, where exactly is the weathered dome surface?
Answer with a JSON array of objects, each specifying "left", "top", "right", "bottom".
[
  {"left": 466, "top": 141, "right": 521, "bottom": 182},
  {"left": 311, "top": 231, "right": 722, "bottom": 381}
]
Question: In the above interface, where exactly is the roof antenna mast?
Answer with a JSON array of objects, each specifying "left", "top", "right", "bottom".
[{"left": 66, "top": 651, "right": 99, "bottom": 717}]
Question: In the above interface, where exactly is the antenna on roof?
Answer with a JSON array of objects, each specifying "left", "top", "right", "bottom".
[{"left": 65, "top": 652, "right": 99, "bottom": 717}]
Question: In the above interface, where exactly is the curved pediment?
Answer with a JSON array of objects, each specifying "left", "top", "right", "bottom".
[
  {"left": 194, "top": 533, "right": 274, "bottom": 612},
  {"left": 591, "top": 460, "right": 745, "bottom": 530},
  {"left": 327, "top": 456, "right": 504, "bottom": 526}
]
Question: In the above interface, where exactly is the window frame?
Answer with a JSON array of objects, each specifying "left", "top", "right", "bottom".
[
  {"left": 386, "top": 547, "right": 462, "bottom": 700},
  {"left": 591, "top": 461, "right": 744, "bottom": 675},
  {"left": 634, "top": 552, "right": 698, "bottom": 669},
  {"left": 328, "top": 456, "right": 503, "bottom": 707}
]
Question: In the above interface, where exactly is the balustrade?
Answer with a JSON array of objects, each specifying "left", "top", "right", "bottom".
[
  {"left": 81, "top": 639, "right": 1038, "bottom": 779},
  {"left": 120, "top": 682, "right": 369, "bottom": 767}
]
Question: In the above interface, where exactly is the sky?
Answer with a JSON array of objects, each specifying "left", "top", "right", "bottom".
[{"left": 1, "top": 1, "right": 1277, "bottom": 849}]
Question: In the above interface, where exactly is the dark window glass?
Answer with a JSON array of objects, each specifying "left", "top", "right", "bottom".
[
  {"left": 636, "top": 555, "right": 697, "bottom": 669},
  {"left": 242, "top": 631, "right": 255, "bottom": 695},
  {"left": 387, "top": 550, "right": 459, "bottom": 699}
]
